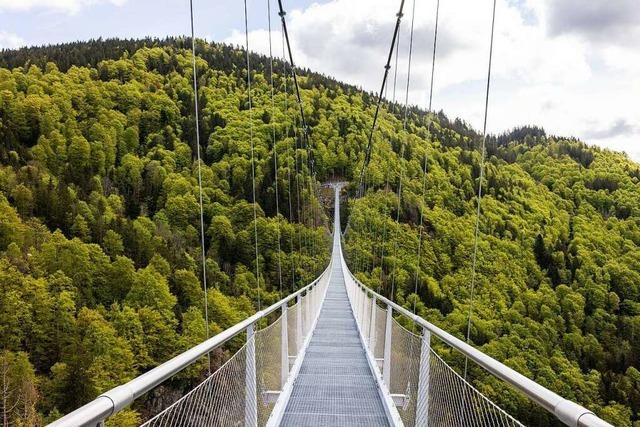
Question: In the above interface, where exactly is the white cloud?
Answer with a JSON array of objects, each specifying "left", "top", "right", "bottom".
[
  {"left": 0, "top": 31, "right": 25, "bottom": 49},
  {"left": 228, "top": 0, "right": 640, "bottom": 160},
  {"left": 0, "top": 0, "right": 127, "bottom": 15}
]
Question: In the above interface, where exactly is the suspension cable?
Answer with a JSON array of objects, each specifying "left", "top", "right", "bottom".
[
  {"left": 267, "top": 0, "right": 284, "bottom": 297},
  {"left": 282, "top": 28, "right": 297, "bottom": 292},
  {"left": 412, "top": 0, "right": 441, "bottom": 317},
  {"left": 392, "top": 29, "right": 401, "bottom": 112},
  {"left": 359, "top": 7, "right": 402, "bottom": 276},
  {"left": 359, "top": 6, "right": 403, "bottom": 276},
  {"left": 188, "top": 0, "right": 210, "bottom": 374},
  {"left": 370, "top": 28, "right": 401, "bottom": 285},
  {"left": 277, "top": 1, "right": 320, "bottom": 274},
  {"left": 390, "top": 0, "right": 416, "bottom": 302},
  {"left": 377, "top": 167, "right": 391, "bottom": 293},
  {"left": 244, "top": 0, "right": 261, "bottom": 312},
  {"left": 464, "top": 0, "right": 497, "bottom": 379},
  {"left": 357, "top": 0, "right": 406, "bottom": 197},
  {"left": 277, "top": 0, "right": 310, "bottom": 156}
]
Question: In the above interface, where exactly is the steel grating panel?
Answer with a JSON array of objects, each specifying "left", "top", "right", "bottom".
[
  {"left": 286, "top": 384, "right": 380, "bottom": 400},
  {"left": 281, "top": 252, "right": 390, "bottom": 427},
  {"left": 285, "top": 396, "right": 387, "bottom": 416},
  {"left": 280, "top": 414, "right": 389, "bottom": 427}
]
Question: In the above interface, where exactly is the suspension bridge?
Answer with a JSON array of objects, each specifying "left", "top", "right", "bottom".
[
  {"left": 49, "top": 185, "right": 611, "bottom": 427},
  {"left": 45, "top": 0, "right": 616, "bottom": 425}
]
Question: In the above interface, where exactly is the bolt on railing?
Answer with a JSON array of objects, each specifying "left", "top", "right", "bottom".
[
  {"left": 48, "top": 261, "right": 332, "bottom": 427},
  {"left": 341, "top": 251, "right": 613, "bottom": 427}
]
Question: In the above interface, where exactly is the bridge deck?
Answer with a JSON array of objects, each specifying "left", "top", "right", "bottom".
[{"left": 281, "top": 241, "right": 389, "bottom": 426}]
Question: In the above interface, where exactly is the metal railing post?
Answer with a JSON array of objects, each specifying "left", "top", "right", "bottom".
[
  {"left": 361, "top": 289, "right": 367, "bottom": 332},
  {"left": 357, "top": 286, "right": 364, "bottom": 324},
  {"left": 280, "top": 303, "right": 289, "bottom": 389},
  {"left": 313, "top": 283, "right": 318, "bottom": 316},
  {"left": 309, "top": 285, "right": 315, "bottom": 319},
  {"left": 305, "top": 289, "right": 311, "bottom": 335},
  {"left": 245, "top": 323, "right": 257, "bottom": 427},
  {"left": 416, "top": 327, "right": 431, "bottom": 426},
  {"left": 369, "top": 296, "right": 377, "bottom": 350},
  {"left": 296, "top": 294, "right": 302, "bottom": 352},
  {"left": 383, "top": 305, "right": 393, "bottom": 386}
]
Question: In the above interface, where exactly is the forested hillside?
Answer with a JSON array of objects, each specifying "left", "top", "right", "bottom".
[
  {"left": 0, "top": 38, "right": 332, "bottom": 425},
  {"left": 0, "top": 38, "right": 639, "bottom": 426},
  {"left": 344, "top": 120, "right": 640, "bottom": 424}
]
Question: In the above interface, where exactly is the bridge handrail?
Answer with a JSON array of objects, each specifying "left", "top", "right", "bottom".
[
  {"left": 345, "top": 269, "right": 612, "bottom": 427},
  {"left": 48, "top": 265, "right": 331, "bottom": 427}
]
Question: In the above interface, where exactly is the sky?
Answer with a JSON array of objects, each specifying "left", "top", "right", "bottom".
[{"left": 1, "top": 0, "right": 639, "bottom": 160}]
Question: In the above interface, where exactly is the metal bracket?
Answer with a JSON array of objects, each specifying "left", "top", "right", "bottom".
[
  {"left": 375, "top": 358, "right": 384, "bottom": 370},
  {"left": 390, "top": 394, "right": 408, "bottom": 407},
  {"left": 262, "top": 391, "right": 281, "bottom": 405}
]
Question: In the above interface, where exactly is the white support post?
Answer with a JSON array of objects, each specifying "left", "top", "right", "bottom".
[
  {"left": 280, "top": 303, "right": 289, "bottom": 389},
  {"left": 296, "top": 294, "right": 302, "bottom": 352},
  {"left": 349, "top": 281, "right": 355, "bottom": 310},
  {"left": 305, "top": 289, "right": 311, "bottom": 336},
  {"left": 311, "top": 285, "right": 316, "bottom": 317},
  {"left": 357, "top": 286, "right": 363, "bottom": 324},
  {"left": 415, "top": 328, "right": 431, "bottom": 426},
  {"left": 312, "top": 284, "right": 318, "bottom": 317},
  {"left": 360, "top": 289, "right": 367, "bottom": 329},
  {"left": 369, "top": 296, "right": 377, "bottom": 350},
  {"left": 355, "top": 286, "right": 361, "bottom": 323},
  {"left": 245, "top": 323, "right": 257, "bottom": 427},
  {"left": 383, "top": 305, "right": 393, "bottom": 387}
]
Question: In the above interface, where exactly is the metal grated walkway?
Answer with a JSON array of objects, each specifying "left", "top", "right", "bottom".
[{"left": 281, "top": 221, "right": 390, "bottom": 426}]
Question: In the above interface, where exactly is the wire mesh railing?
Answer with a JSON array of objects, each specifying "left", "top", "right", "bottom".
[
  {"left": 139, "top": 283, "right": 330, "bottom": 427},
  {"left": 428, "top": 350, "right": 524, "bottom": 427},
  {"left": 345, "top": 275, "right": 527, "bottom": 426},
  {"left": 140, "top": 340, "right": 250, "bottom": 427},
  {"left": 256, "top": 315, "right": 284, "bottom": 426},
  {"left": 342, "top": 252, "right": 612, "bottom": 427},
  {"left": 48, "top": 261, "right": 332, "bottom": 427},
  {"left": 388, "top": 320, "right": 422, "bottom": 426}
]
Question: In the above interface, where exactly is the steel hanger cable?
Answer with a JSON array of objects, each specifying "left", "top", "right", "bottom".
[
  {"left": 464, "top": 0, "right": 497, "bottom": 379},
  {"left": 412, "top": 0, "right": 441, "bottom": 318},
  {"left": 267, "top": 0, "right": 284, "bottom": 298},
  {"left": 390, "top": 0, "right": 416, "bottom": 303},
  {"left": 188, "top": 0, "right": 211, "bottom": 374},
  {"left": 282, "top": 17, "right": 297, "bottom": 293},
  {"left": 244, "top": 0, "right": 261, "bottom": 312}
]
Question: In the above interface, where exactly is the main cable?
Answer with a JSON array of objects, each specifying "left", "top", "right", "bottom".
[
  {"left": 278, "top": 0, "right": 321, "bottom": 272},
  {"left": 189, "top": 0, "right": 211, "bottom": 374},
  {"left": 357, "top": 0, "right": 406, "bottom": 197},
  {"left": 464, "top": 0, "right": 497, "bottom": 379},
  {"left": 244, "top": 0, "right": 261, "bottom": 312},
  {"left": 277, "top": 0, "right": 310, "bottom": 156}
]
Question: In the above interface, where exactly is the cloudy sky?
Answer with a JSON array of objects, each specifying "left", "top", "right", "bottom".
[{"left": 1, "top": 0, "right": 639, "bottom": 159}]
